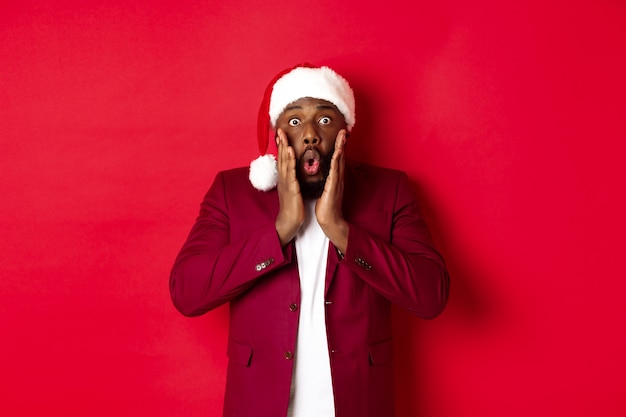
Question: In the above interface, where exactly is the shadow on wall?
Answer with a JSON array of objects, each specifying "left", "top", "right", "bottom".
[{"left": 391, "top": 179, "right": 506, "bottom": 417}]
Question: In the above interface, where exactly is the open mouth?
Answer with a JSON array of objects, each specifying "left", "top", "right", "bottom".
[{"left": 301, "top": 148, "right": 321, "bottom": 176}]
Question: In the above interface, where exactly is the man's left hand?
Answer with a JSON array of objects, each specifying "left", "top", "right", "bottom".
[{"left": 316, "top": 129, "right": 349, "bottom": 253}]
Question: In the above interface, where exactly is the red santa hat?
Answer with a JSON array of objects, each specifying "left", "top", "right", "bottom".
[{"left": 249, "top": 64, "right": 356, "bottom": 191}]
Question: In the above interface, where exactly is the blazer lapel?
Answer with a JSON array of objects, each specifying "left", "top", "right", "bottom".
[{"left": 324, "top": 243, "right": 340, "bottom": 296}]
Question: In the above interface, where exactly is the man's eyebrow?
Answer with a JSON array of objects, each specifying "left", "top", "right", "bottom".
[{"left": 283, "top": 104, "right": 337, "bottom": 112}]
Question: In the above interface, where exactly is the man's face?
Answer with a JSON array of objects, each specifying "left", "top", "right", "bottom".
[{"left": 275, "top": 97, "right": 347, "bottom": 198}]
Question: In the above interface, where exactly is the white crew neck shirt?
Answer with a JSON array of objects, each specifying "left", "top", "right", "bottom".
[{"left": 287, "top": 199, "right": 335, "bottom": 417}]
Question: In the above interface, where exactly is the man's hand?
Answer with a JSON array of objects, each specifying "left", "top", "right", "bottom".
[
  {"left": 275, "top": 128, "right": 305, "bottom": 247},
  {"left": 316, "top": 129, "right": 349, "bottom": 253}
]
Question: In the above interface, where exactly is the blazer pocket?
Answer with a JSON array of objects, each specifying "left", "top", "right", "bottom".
[
  {"left": 227, "top": 338, "right": 253, "bottom": 367},
  {"left": 368, "top": 338, "right": 393, "bottom": 366}
]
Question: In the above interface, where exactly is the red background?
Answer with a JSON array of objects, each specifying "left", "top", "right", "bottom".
[{"left": 2, "top": 1, "right": 625, "bottom": 416}]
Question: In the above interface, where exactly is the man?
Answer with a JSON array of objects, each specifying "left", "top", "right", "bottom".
[{"left": 170, "top": 64, "right": 449, "bottom": 417}]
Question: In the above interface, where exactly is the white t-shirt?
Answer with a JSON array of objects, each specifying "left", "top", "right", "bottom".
[{"left": 287, "top": 200, "right": 335, "bottom": 417}]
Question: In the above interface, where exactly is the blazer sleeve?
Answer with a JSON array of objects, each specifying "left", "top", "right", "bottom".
[
  {"left": 169, "top": 171, "right": 292, "bottom": 317},
  {"left": 342, "top": 171, "right": 450, "bottom": 319}
]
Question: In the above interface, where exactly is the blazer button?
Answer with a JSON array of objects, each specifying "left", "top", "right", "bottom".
[
  {"left": 354, "top": 256, "right": 372, "bottom": 271},
  {"left": 284, "top": 351, "right": 293, "bottom": 360},
  {"left": 289, "top": 303, "right": 298, "bottom": 312}
]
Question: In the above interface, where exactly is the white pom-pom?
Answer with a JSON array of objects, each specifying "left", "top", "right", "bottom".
[{"left": 249, "top": 154, "right": 278, "bottom": 191}]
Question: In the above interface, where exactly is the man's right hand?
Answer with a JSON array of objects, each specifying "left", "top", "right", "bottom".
[{"left": 274, "top": 128, "right": 305, "bottom": 247}]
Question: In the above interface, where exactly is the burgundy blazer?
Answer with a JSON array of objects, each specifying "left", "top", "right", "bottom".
[{"left": 170, "top": 161, "right": 449, "bottom": 417}]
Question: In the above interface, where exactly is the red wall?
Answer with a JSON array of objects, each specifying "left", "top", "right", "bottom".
[{"left": 2, "top": 1, "right": 625, "bottom": 416}]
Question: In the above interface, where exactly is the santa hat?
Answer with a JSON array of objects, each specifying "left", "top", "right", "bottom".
[{"left": 249, "top": 64, "right": 356, "bottom": 191}]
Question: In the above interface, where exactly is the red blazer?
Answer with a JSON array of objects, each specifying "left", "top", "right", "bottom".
[{"left": 170, "top": 161, "right": 449, "bottom": 417}]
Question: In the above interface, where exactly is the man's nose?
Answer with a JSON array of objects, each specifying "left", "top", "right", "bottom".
[{"left": 302, "top": 121, "right": 319, "bottom": 145}]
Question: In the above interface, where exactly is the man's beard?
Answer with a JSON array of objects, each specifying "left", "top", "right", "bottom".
[{"left": 296, "top": 148, "right": 334, "bottom": 200}]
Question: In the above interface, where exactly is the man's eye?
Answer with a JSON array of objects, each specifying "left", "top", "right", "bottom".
[
  {"left": 288, "top": 118, "right": 300, "bottom": 126},
  {"left": 319, "top": 117, "right": 331, "bottom": 125}
]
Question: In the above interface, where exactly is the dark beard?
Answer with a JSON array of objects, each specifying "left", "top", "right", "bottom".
[{"left": 297, "top": 148, "right": 334, "bottom": 200}]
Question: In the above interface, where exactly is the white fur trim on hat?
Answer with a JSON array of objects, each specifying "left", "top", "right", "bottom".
[
  {"left": 249, "top": 154, "right": 278, "bottom": 192},
  {"left": 269, "top": 66, "right": 355, "bottom": 131}
]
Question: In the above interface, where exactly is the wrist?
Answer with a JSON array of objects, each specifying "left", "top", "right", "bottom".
[
  {"left": 275, "top": 216, "right": 300, "bottom": 248},
  {"left": 322, "top": 219, "right": 349, "bottom": 254}
]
